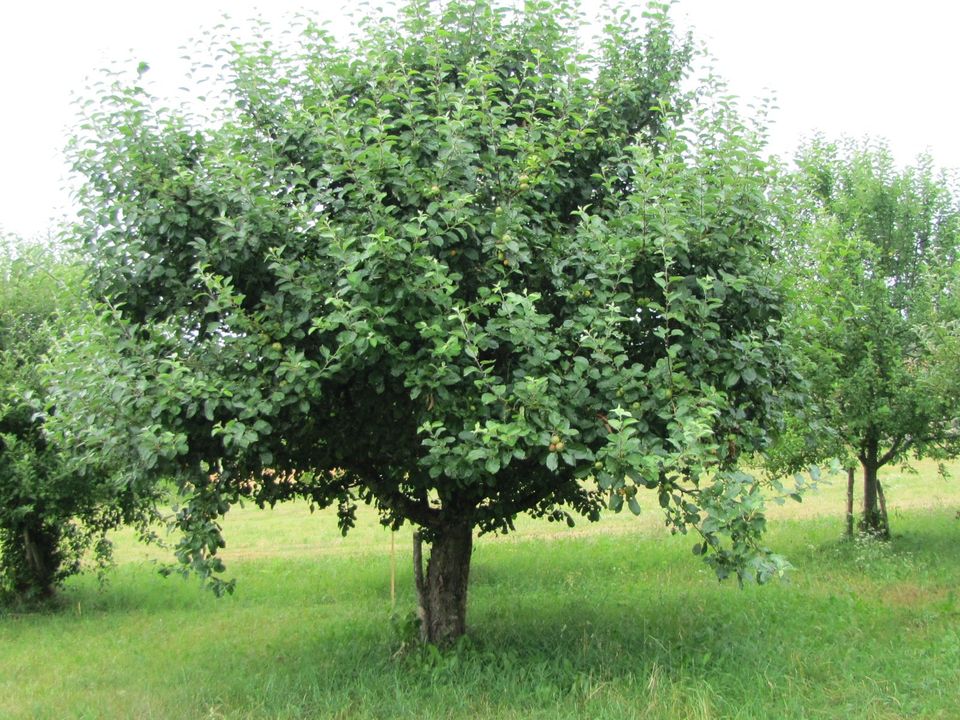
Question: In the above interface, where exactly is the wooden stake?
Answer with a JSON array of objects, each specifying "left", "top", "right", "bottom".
[
  {"left": 390, "top": 529, "right": 396, "bottom": 609},
  {"left": 846, "top": 466, "right": 855, "bottom": 537}
]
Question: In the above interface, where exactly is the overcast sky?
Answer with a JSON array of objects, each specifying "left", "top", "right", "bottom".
[{"left": 2, "top": 0, "right": 958, "bottom": 241}]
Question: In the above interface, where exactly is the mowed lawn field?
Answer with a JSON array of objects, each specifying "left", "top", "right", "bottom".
[{"left": 2, "top": 461, "right": 958, "bottom": 719}]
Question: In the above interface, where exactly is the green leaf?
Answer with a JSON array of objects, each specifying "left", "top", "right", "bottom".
[
  {"left": 608, "top": 490, "right": 624, "bottom": 513},
  {"left": 545, "top": 452, "right": 558, "bottom": 472}
]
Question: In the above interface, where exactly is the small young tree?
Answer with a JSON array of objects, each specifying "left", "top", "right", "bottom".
[
  {"left": 0, "top": 237, "right": 156, "bottom": 602},
  {"left": 54, "top": 0, "right": 792, "bottom": 643},
  {"left": 778, "top": 139, "right": 960, "bottom": 537}
]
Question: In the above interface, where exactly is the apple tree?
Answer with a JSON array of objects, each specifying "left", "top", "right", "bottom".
[
  {"left": 54, "top": 0, "right": 792, "bottom": 643},
  {"left": 776, "top": 138, "right": 960, "bottom": 537},
  {"left": 0, "top": 237, "right": 158, "bottom": 602}
]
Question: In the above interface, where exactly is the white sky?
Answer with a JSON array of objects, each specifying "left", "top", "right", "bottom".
[{"left": 2, "top": 0, "right": 959, "bottom": 241}]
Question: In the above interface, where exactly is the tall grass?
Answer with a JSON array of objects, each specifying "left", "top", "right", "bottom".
[{"left": 1, "top": 462, "right": 957, "bottom": 719}]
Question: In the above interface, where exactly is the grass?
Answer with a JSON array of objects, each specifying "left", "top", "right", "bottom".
[{"left": 1, "top": 461, "right": 958, "bottom": 719}]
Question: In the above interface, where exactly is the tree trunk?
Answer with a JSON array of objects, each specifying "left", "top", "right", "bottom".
[
  {"left": 413, "top": 521, "right": 473, "bottom": 646},
  {"left": 859, "top": 453, "right": 890, "bottom": 538},
  {"left": 16, "top": 522, "right": 60, "bottom": 600},
  {"left": 845, "top": 466, "right": 855, "bottom": 537}
]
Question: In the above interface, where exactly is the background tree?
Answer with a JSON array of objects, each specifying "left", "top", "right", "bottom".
[
  {"left": 54, "top": 0, "right": 791, "bottom": 644},
  {"left": 776, "top": 138, "right": 960, "bottom": 537},
  {"left": 0, "top": 236, "right": 156, "bottom": 602}
]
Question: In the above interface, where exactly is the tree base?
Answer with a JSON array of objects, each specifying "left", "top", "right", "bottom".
[{"left": 414, "top": 523, "right": 473, "bottom": 646}]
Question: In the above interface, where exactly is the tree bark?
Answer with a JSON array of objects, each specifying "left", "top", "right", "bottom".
[
  {"left": 16, "top": 522, "right": 60, "bottom": 600},
  {"left": 860, "top": 459, "right": 881, "bottom": 535},
  {"left": 414, "top": 521, "right": 473, "bottom": 646},
  {"left": 845, "top": 466, "right": 855, "bottom": 537},
  {"left": 859, "top": 441, "right": 890, "bottom": 538}
]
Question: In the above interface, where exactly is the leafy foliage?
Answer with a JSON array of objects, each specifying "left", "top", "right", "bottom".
[
  {"left": 0, "top": 238, "right": 156, "bottom": 602},
  {"left": 56, "top": 0, "right": 792, "bottom": 640},
  {"left": 774, "top": 138, "right": 960, "bottom": 534}
]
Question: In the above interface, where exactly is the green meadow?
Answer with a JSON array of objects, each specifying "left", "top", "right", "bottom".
[{"left": 2, "top": 462, "right": 958, "bottom": 719}]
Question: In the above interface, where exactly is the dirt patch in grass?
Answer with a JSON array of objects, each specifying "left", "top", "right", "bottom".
[{"left": 878, "top": 582, "right": 949, "bottom": 608}]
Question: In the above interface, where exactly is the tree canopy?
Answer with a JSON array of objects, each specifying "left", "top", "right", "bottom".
[{"left": 54, "top": 0, "right": 792, "bottom": 643}]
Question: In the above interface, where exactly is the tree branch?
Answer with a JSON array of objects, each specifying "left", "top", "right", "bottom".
[
  {"left": 877, "top": 436, "right": 908, "bottom": 468},
  {"left": 476, "top": 464, "right": 577, "bottom": 522},
  {"left": 364, "top": 474, "right": 441, "bottom": 528}
]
